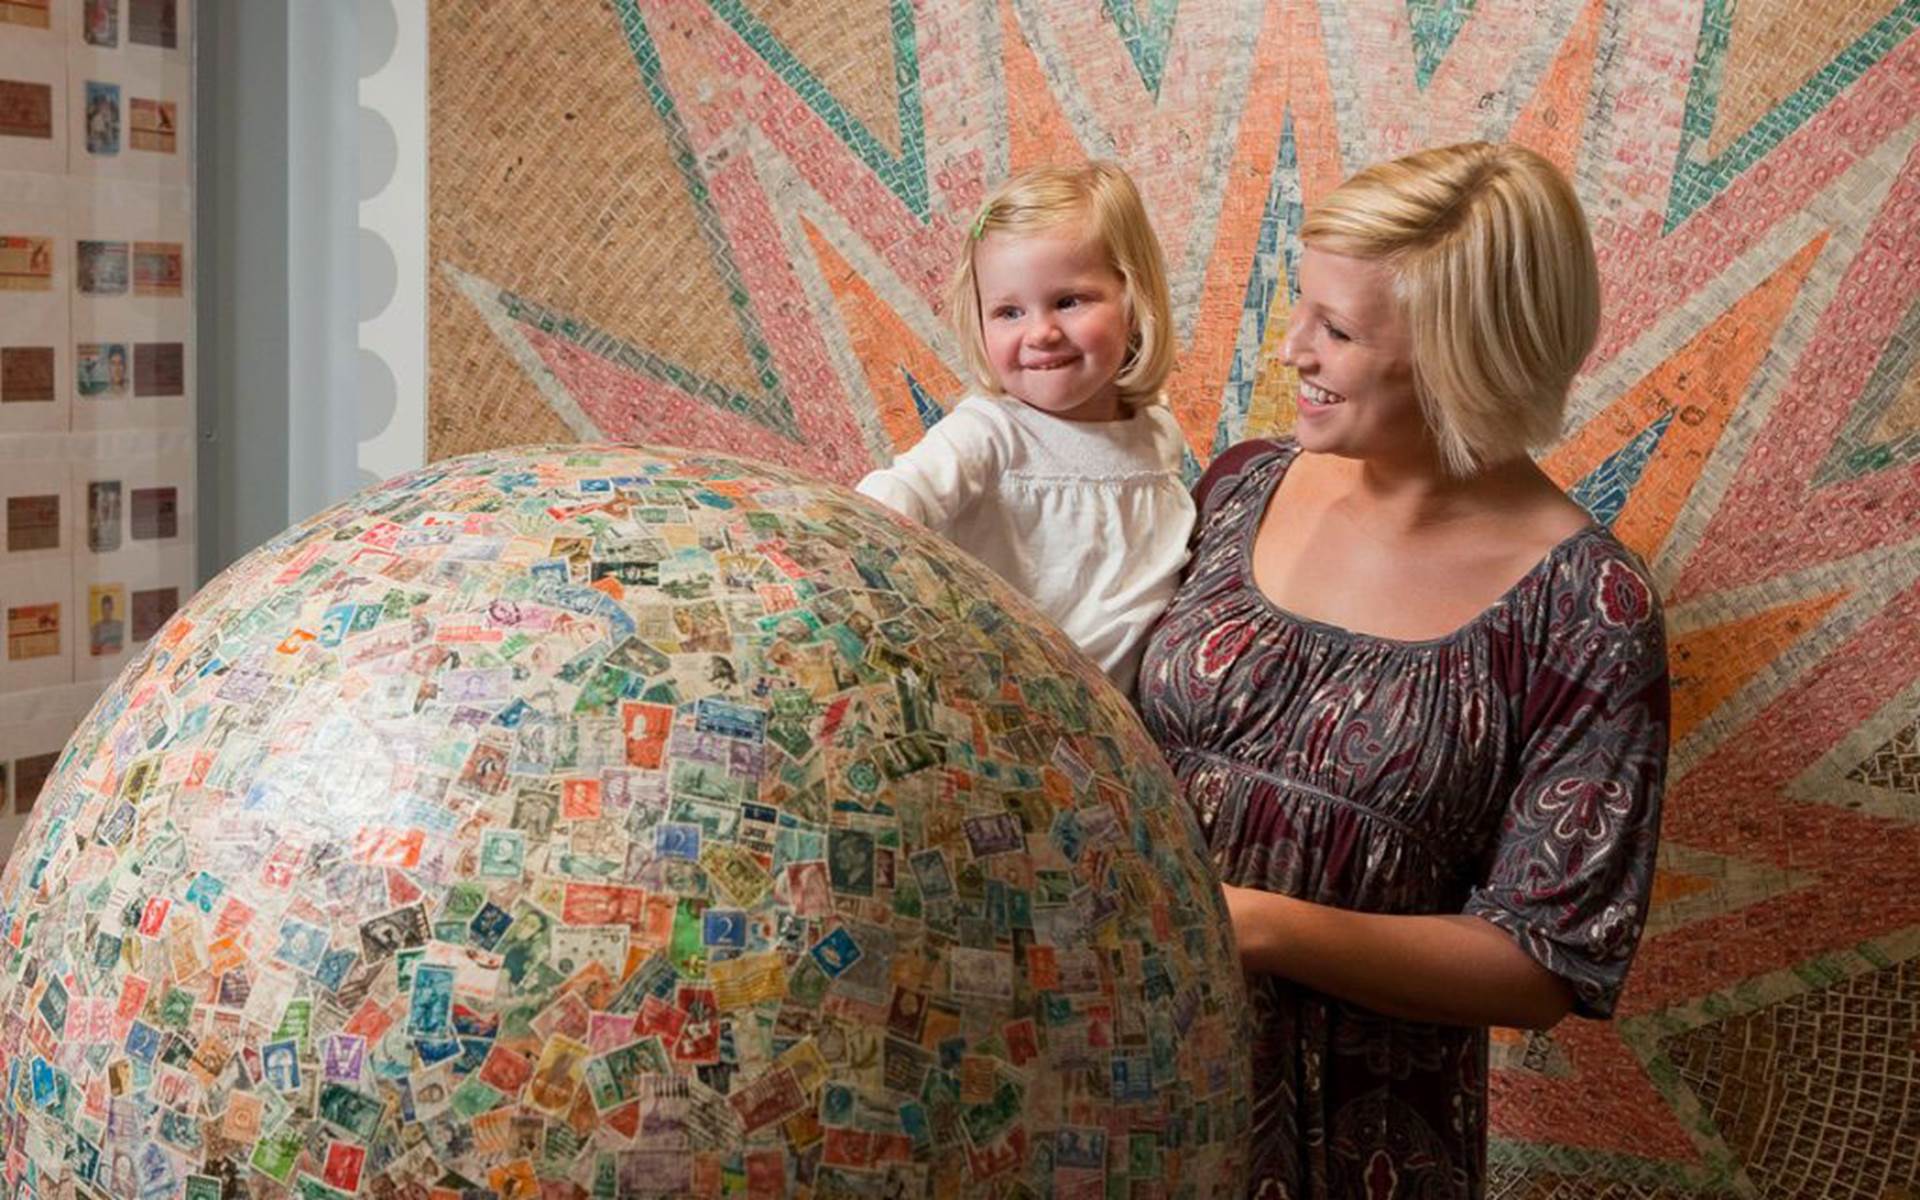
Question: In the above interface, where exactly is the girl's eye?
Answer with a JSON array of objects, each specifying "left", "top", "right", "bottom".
[
  {"left": 992, "top": 307, "right": 1020, "bottom": 320},
  {"left": 1057, "top": 296, "right": 1081, "bottom": 310}
]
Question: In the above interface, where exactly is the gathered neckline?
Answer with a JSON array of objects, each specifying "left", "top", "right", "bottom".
[{"left": 1234, "top": 442, "right": 1607, "bottom": 650}]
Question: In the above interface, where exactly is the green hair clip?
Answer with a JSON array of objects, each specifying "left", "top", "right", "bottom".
[{"left": 969, "top": 209, "right": 990, "bottom": 240}]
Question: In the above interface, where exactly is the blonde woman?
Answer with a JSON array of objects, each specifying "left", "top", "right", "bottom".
[
  {"left": 1139, "top": 142, "right": 1670, "bottom": 1196},
  {"left": 857, "top": 161, "right": 1192, "bottom": 693}
]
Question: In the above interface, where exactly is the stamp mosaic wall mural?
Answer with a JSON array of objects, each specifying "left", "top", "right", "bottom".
[{"left": 429, "top": 1, "right": 1920, "bottom": 1194}]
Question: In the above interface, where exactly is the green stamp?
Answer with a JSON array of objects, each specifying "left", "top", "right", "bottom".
[{"left": 250, "top": 1129, "right": 302, "bottom": 1182}]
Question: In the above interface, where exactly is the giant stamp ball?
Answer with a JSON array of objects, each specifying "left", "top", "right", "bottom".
[{"left": 0, "top": 446, "right": 1250, "bottom": 1198}]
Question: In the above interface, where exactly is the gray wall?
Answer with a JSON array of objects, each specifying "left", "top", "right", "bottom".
[{"left": 196, "top": 0, "right": 362, "bottom": 582}]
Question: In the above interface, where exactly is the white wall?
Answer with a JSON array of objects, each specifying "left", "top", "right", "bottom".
[{"left": 356, "top": 0, "right": 427, "bottom": 487}]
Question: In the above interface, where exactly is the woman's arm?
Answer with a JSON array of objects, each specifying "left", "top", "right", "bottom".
[{"left": 1223, "top": 885, "right": 1575, "bottom": 1029}]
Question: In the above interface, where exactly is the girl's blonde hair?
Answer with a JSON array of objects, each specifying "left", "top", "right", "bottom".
[
  {"left": 1300, "top": 141, "right": 1600, "bottom": 475},
  {"left": 948, "top": 161, "right": 1175, "bottom": 408}
]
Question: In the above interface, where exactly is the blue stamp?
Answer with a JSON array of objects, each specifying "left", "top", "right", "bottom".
[
  {"left": 809, "top": 927, "right": 861, "bottom": 978},
  {"left": 702, "top": 908, "right": 746, "bottom": 949},
  {"left": 124, "top": 1020, "right": 160, "bottom": 1063},
  {"left": 656, "top": 822, "right": 701, "bottom": 860}
]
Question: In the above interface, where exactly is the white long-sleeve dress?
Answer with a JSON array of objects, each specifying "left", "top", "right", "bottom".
[{"left": 855, "top": 394, "right": 1195, "bottom": 695}]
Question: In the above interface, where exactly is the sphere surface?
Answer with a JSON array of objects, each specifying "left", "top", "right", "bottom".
[{"left": 0, "top": 445, "right": 1249, "bottom": 1198}]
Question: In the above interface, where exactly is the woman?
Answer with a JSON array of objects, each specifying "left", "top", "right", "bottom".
[{"left": 1138, "top": 142, "right": 1670, "bottom": 1197}]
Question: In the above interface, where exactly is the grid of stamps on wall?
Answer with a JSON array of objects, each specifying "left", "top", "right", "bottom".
[
  {"left": 0, "top": 0, "right": 194, "bottom": 864},
  {"left": 0, "top": 443, "right": 1251, "bottom": 1199}
]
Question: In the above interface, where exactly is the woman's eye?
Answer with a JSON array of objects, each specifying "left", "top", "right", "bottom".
[{"left": 1323, "top": 320, "right": 1351, "bottom": 342}]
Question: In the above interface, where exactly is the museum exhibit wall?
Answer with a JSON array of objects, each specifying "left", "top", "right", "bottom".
[
  {"left": 0, "top": 0, "right": 193, "bottom": 862},
  {"left": 0, "top": 0, "right": 428, "bottom": 857},
  {"left": 425, "top": 1, "right": 1920, "bottom": 1195}
]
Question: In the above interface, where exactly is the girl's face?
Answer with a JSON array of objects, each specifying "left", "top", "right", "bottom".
[
  {"left": 1282, "top": 247, "right": 1428, "bottom": 461},
  {"left": 974, "top": 228, "right": 1132, "bottom": 423}
]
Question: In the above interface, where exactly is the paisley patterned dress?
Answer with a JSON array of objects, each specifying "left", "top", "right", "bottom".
[{"left": 1138, "top": 441, "right": 1670, "bottom": 1199}]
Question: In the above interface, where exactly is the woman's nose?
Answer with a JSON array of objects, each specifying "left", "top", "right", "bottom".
[{"left": 1280, "top": 314, "right": 1310, "bottom": 367}]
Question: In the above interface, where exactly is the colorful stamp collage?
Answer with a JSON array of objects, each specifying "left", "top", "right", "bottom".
[{"left": 0, "top": 445, "right": 1251, "bottom": 1197}]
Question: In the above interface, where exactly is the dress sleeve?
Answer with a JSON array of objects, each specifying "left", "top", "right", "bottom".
[
  {"left": 1189, "top": 439, "right": 1284, "bottom": 537},
  {"left": 854, "top": 400, "right": 1009, "bottom": 533},
  {"left": 1464, "top": 546, "right": 1671, "bottom": 1019}
]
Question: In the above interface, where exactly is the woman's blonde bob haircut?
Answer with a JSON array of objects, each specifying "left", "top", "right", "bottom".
[
  {"left": 949, "top": 161, "right": 1175, "bottom": 408},
  {"left": 1300, "top": 142, "right": 1600, "bottom": 475}
]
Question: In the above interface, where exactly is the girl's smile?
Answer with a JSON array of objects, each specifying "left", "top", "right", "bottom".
[{"left": 974, "top": 229, "right": 1133, "bottom": 423}]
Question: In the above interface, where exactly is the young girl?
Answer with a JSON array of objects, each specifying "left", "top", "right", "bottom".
[{"left": 856, "top": 162, "right": 1194, "bottom": 695}]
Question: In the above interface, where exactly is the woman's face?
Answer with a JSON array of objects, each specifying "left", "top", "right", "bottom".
[{"left": 1281, "top": 247, "right": 1427, "bottom": 462}]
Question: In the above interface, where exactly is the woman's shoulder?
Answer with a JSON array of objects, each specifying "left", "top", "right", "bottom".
[
  {"left": 1208, "top": 435, "right": 1297, "bottom": 472},
  {"left": 1519, "top": 524, "right": 1668, "bottom": 686},
  {"left": 1549, "top": 526, "right": 1662, "bottom": 627},
  {"left": 1192, "top": 437, "right": 1298, "bottom": 517}
]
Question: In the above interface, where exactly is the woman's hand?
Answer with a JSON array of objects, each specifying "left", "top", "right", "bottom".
[
  {"left": 1221, "top": 883, "right": 1287, "bottom": 972},
  {"left": 1215, "top": 882, "right": 1575, "bottom": 1029}
]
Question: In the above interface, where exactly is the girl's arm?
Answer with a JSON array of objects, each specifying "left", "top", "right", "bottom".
[
  {"left": 855, "top": 400, "right": 1010, "bottom": 530},
  {"left": 1222, "top": 886, "right": 1574, "bottom": 1029}
]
